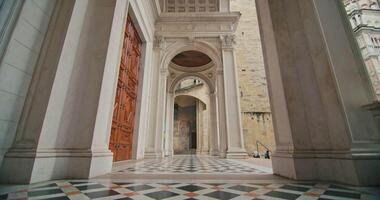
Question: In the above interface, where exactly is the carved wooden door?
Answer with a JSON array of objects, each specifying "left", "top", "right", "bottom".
[{"left": 109, "top": 15, "right": 142, "bottom": 162}]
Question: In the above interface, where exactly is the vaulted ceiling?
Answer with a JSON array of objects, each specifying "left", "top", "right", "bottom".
[{"left": 172, "top": 51, "right": 212, "bottom": 67}]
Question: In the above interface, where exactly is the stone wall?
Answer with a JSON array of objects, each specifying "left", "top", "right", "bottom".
[{"left": 231, "top": 0, "right": 275, "bottom": 154}]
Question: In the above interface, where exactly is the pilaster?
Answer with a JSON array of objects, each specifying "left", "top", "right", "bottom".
[
  {"left": 145, "top": 36, "right": 166, "bottom": 158},
  {"left": 256, "top": 0, "right": 380, "bottom": 185},
  {"left": 220, "top": 35, "right": 247, "bottom": 159},
  {"left": 164, "top": 92, "right": 174, "bottom": 157},
  {"left": 1, "top": 0, "right": 121, "bottom": 183},
  {"left": 209, "top": 92, "right": 220, "bottom": 156}
]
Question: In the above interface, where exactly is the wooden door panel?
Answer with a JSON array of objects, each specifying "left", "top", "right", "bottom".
[{"left": 109, "top": 15, "right": 142, "bottom": 162}]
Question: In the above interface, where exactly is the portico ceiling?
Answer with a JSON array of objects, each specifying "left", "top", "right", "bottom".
[{"left": 172, "top": 50, "right": 212, "bottom": 67}]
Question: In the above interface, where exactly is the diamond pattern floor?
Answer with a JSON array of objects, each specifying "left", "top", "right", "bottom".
[
  {"left": 1, "top": 180, "right": 377, "bottom": 200},
  {"left": 116, "top": 155, "right": 269, "bottom": 174},
  {"left": 1, "top": 156, "right": 379, "bottom": 200}
]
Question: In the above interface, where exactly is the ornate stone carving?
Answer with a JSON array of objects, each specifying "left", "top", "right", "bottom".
[
  {"left": 154, "top": 35, "right": 166, "bottom": 50},
  {"left": 220, "top": 34, "right": 236, "bottom": 49},
  {"left": 155, "top": 12, "right": 240, "bottom": 37}
]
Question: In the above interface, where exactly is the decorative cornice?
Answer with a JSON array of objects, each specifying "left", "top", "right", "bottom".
[{"left": 155, "top": 12, "right": 241, "bottom": 37}]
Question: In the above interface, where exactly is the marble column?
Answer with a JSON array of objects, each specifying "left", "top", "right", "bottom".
[
  {"left": 215, "top": 71, "right": 226, "bottom": 157},
  {"left": 0, "top": 0, "right": 122, "bottom": 183},
  {"left": 145, "top": 37, "right": 166, "bottom": 158},
  {"left": 209, "top": 92, "right": 220, "bottom": 156},
  {"left": 201, "top": 103, "right": 210, "bottom": 154},
  {"left": 164, "top": 92, "right": 174, "bottom": 156},
  {"left": 154, "top": 68, "right": 168, "bottom": 157},
  {"left": 256, "top": 0, "right": 380, "bottom": 185},
  {"left": 196, "top": 100, "right": 202, "bottom": 154},
  {"left": 220, "top": 35, "right": 248, "bottom": 159}
]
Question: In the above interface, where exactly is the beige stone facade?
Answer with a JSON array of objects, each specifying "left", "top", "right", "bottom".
[{"left": 231, "top": 0, "right": 275, "bottom": 154}]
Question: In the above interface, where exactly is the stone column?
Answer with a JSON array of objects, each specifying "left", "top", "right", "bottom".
[
  {"left": 164, "top": 92, "right": 174, "bottom": 156},
  {"left": 132, "top": 41, "right": 154, "bottom": 159},
  {"left": 256, "top": 0, "right": 380, "bottom": 185},
  {"left": 145, "top": 36, "right": 166, "bottom": 158},
  {"left": 201, "top": 104, "right": 210, "bottom": 154},
  {"left": 196, "top": 100, "right": 202, "bottom": 154},
  {"left": 209, "top": 92, "right": 220, "bottom": 156},
  {"left": 153, "top": 68, "right": 168, "bottom": 157},
  {"left": 0, "top": 0, "right": 122, "bottom": 183},
  {"left": 220, "top": 35, "right": 248, "bottom": 159},
  {"left": 215, "top": 71, "right": 226, "bottom": 157}
]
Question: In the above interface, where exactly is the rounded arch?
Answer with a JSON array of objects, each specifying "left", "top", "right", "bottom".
[
  {"left": 169, "top": 73, "right": 215, "bottom": 93},
  {"left": 161, "top": 40, "right": 222, "bottom": 72},
  {"left": 174, "top": 94, "right": 207, "bottom": 108}
]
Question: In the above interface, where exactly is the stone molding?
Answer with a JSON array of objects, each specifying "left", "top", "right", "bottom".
[
  {"left": 4, "top": 148, "right": 113, "bottom": 158},
  {"left": 155, "top": 12, "right": 240, "bottom": 37}
]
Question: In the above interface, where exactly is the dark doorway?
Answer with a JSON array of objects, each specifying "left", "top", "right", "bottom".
[{"left": 190, "top": 131, "right": 197, "bottom": 150}]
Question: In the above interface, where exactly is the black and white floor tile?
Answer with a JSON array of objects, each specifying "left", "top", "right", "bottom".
[
  {"left": 117, "top": 155, "right": 270, "bottom": 174},
  {"left": 1, "top": 180, "right": 378, "bottom": 200}
]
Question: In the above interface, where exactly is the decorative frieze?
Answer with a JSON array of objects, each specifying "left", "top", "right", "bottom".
[
  {"left": 165, "top": 0, "right": 219, "bottom": 13},
  {"left": 155, "top": 12, "right": 240, "bottom": 37}
]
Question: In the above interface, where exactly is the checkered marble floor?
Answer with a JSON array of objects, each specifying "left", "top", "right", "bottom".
[
  {"left": 116, "top": 155, "right": 270, "bottom": 174},
  {"left": 1, "top": 180, "right": 378, "bottom": 200}
]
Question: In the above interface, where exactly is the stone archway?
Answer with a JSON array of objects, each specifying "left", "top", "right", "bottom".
[
  {"left": 164, "top": 47, "right": 218, "bottom": 157},
  {"left": 172, "top": 94, "right": 209, "bottom": 155},
  {"left": 144, "top": 36, "right": 248, "bottom": 159},
  {"left": 166, "top": 75, "right": 216, "bottom": 156}
]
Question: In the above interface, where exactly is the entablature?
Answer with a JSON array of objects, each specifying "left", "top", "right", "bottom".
[{"left": 155, "top": 12, "right": 240, "bottom": 38}]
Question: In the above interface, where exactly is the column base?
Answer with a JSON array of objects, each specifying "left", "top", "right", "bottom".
[
  {"left": 199, "top": 149, "right": 210, "bottom": 155},
  {"left": 0, "top": 148, "right": 113, "bottom": 184},
  {"left": 144, "top": 150, "right": 163, "bottom": 159},
  {"left": 219, "top": 150, "right": 227, "bottom": 158},
  {"left": 196, "top": 149, "right": 202, "bottom": 154},
  {"left": 226, "top": 148, "right": 248, "bottom": 159},
  {"left": 210, "top": 149, "right": 220, "bottom": 156},
  {"left": 164, "top": 150, "right": 173, "bottom": 157},
  {"left": 272, "top": 150, "right": 380, "bottom": 186}
]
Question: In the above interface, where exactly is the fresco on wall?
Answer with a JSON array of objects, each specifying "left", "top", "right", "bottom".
[{"left": 173, "top": 105, "right": 196, "bottom": 154}]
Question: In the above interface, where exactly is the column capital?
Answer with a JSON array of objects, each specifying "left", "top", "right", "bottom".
[
  {"left": 154, "top": 35, "right": 166, "bottom": 50},
  {"left": 220, "top": 34, "right": 236, "bottom": 50}
]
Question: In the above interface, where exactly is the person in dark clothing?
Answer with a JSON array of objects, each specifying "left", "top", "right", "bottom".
[{"left": 264, "top": 150, "right": 270, "bottom": 159}]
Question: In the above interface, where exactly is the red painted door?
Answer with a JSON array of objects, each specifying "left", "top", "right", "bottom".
[{"left": 109, "top": 15, "right": 142, "bottom": 162}]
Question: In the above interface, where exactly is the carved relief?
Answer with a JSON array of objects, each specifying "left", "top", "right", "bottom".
[{"left": 165, "top": 0, "right": 219, "bottom": 13}]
